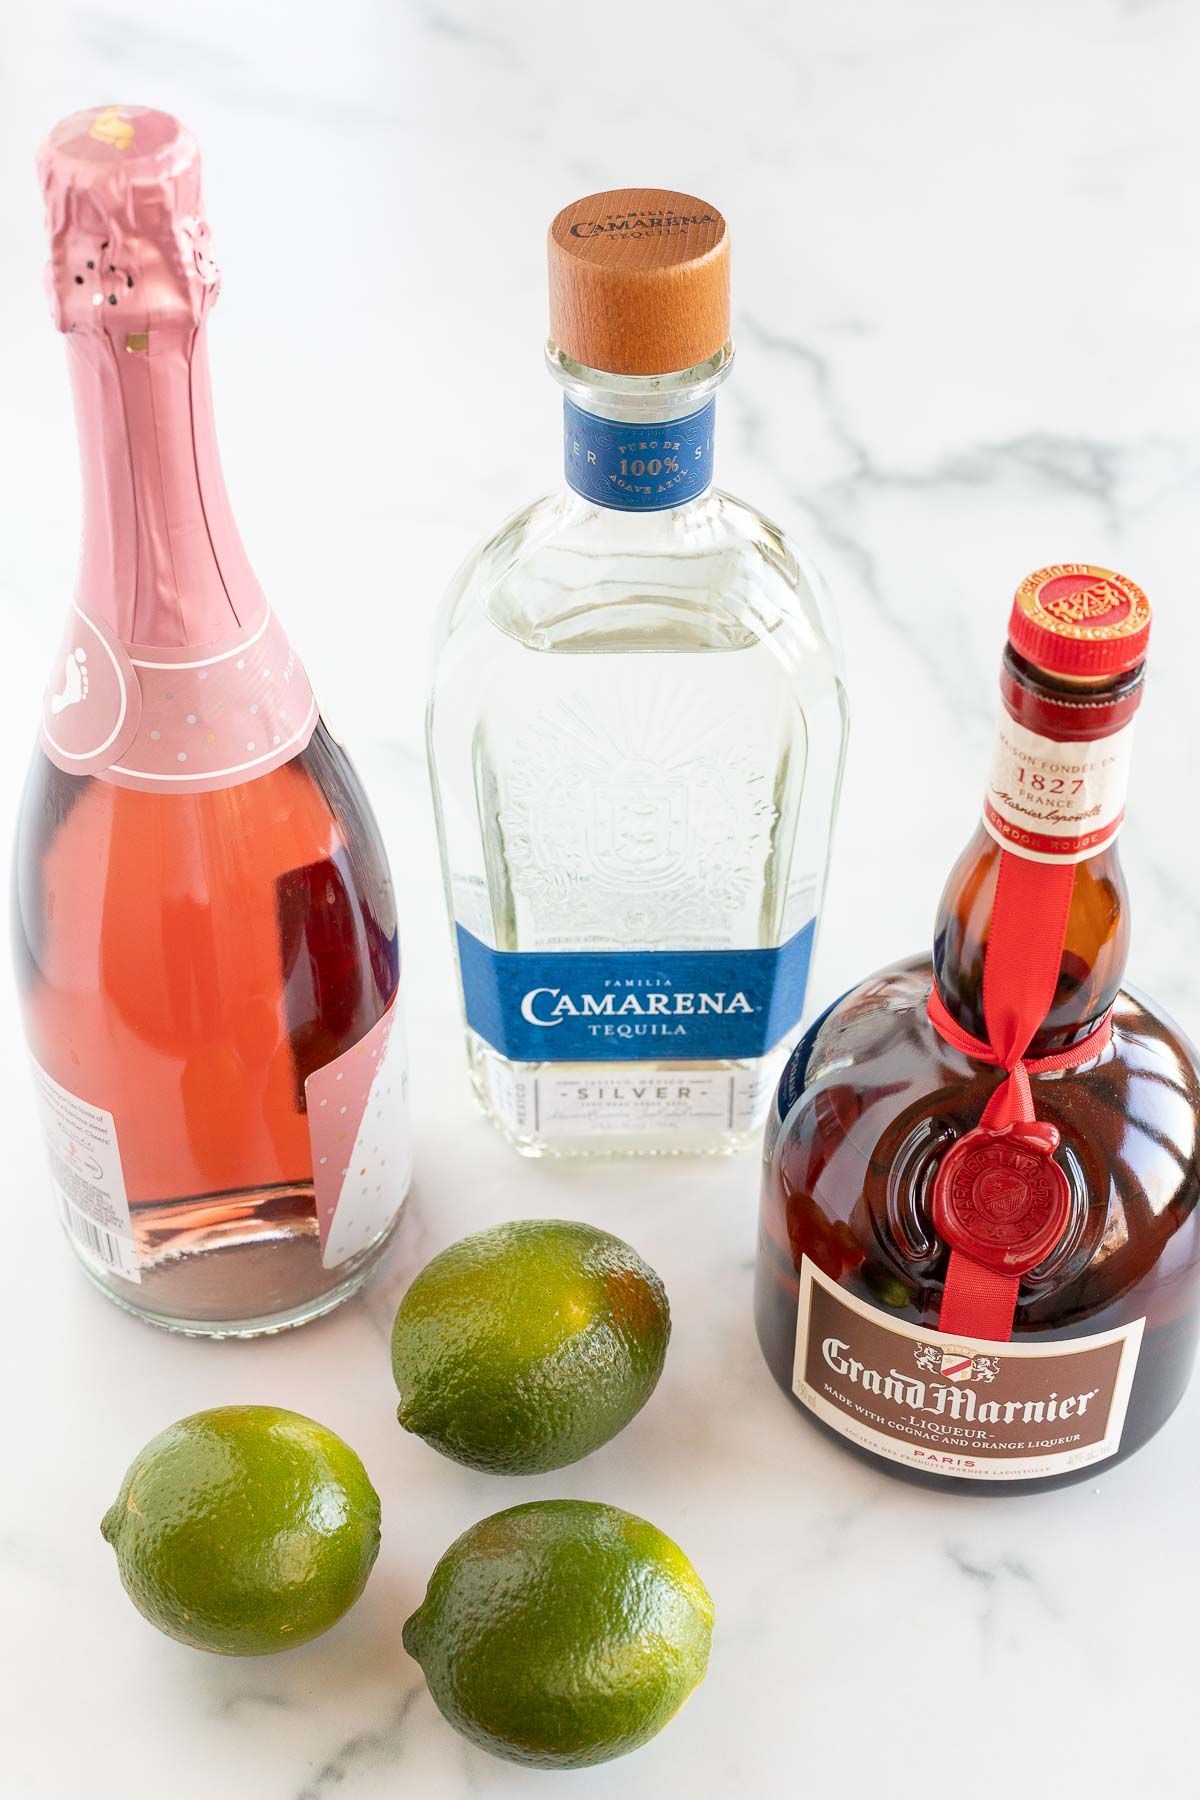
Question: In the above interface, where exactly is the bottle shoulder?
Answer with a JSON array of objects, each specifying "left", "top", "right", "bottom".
[
  {"left": 769, "top": 956, "right": 1200, "bottom": 1312},
  {"left": 780, "top": 957, "right": 1200, "bottom": 1123},
  {"left": 431, "top": 486, "right": 843, "bottom": 668},
  {"left": 17, "top": 723, "right": 395, "bottom": 931}
]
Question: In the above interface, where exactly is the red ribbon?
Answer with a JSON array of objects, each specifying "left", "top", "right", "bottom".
[
  {"left": 926, "top": 849, "right": 1113, "bottom": 1339},
  {"left": 926, "top": 987, "right": 1113, "bottom": 1125}
]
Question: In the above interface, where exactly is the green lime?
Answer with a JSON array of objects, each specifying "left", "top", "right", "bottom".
[
  {"left": 391, "top": 1219, "right": 670, "bottom": 1474},
  {"left": 100, "top": 1405, "right": 380, "bottom": 1656},
  {"left": 404, "top": 1499, "right": 714, "bottom": 1769}
]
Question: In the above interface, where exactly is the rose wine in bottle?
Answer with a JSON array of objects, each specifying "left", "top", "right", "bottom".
[
  {"left": 756, "top": 565, "right": 1200, "bottom": 1490},
  {"left": 12, "top": 106, "right": 411, "bottom": 1335}
]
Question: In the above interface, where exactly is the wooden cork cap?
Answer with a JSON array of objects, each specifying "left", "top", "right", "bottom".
[{"left": 548, "top": 189, "right": 729, "bottom": 376}]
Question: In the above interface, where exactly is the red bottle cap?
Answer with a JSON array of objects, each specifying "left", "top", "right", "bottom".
[
  {"left": 1008, "top": 564, "right": 1151, "bottom": 679},
  {"left": 931, "top": 1122, "right": 1071, "bottom": 1278}
]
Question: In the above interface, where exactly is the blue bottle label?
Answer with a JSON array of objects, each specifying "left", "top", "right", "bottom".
[
  {"left": 563, "top": 396, "right": 716, "bottom": 511},
  {"left": 455, "top": 922, "right": 815, "bottom": 1064}
]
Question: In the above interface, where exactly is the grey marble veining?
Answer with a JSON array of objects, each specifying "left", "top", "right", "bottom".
[{"left": 1, "top": 1, "right": 1199, "bottom": 1796}]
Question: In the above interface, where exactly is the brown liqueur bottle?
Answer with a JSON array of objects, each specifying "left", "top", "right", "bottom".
[{"left": 755, "top": 565, "right": 1200, "bottom": 1491}]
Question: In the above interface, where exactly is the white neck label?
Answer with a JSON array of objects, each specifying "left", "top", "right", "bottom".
[{"left": 982, "top": 713, "right": 1135, "bottom": 865}]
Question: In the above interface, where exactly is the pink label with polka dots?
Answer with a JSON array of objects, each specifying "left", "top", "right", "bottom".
[
  {"left": 305, "top": 996, "right": 412, "bottom": 1269},
  {"left": 40, "top": 603, "right": 317, "bottom": 792}
]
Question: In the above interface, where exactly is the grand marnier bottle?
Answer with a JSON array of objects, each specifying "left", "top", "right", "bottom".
[
  {"left": 13, "top": 107, "right": 411, "bottom": 1335},
  {"left": 756, "top": 566, "right": 1200, "bottom": 1490}
]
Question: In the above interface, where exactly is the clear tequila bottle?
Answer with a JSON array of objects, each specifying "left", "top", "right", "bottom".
[{"left": 427, "top": 190, "right": 847, "bottom": 1156}]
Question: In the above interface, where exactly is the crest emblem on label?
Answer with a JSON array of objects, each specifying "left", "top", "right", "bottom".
[{"left": 914, "top": 1343, "right": 1001, "bottom": 1383}]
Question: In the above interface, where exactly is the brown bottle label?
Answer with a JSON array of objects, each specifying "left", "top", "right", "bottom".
[{"left": 793, "top": 1259, "right": 1143, "bottom": 1482}]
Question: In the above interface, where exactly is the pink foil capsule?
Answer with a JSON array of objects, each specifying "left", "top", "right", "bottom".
[{"left": 36, "top": 104, "right": 316, "bottom": 790}]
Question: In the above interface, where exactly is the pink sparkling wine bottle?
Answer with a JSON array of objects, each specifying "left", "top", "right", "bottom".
[{"left": 13, "top": 105, "right": 412, "bottom": 1336}]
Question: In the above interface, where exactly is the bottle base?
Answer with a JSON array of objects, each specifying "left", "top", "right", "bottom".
[{"left": 65, "top": 1200, "right": 405, "bottom": 1339}]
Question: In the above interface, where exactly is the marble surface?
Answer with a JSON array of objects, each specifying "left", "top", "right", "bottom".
[{"left": 3, "top": 2, "right": 1200, "bottom": 1795}]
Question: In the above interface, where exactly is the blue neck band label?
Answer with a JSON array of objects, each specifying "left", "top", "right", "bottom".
[
  {"left": 563, "top": 396, "right": 716, "bottom": 511},
  {"left": 455, "top": 922, "right": 814, "bottom": 1064}
]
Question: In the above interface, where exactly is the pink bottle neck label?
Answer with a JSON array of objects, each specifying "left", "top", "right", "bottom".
[{"left": 40, "top": 602, "right": 317, "bottom": 793}]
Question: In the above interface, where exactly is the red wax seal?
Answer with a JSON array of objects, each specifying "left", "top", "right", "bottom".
[{"left": 931, "top": 1122, "right": 1070, "bottom": 1276}]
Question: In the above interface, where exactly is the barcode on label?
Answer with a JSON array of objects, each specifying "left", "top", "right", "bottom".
[
  {"left": 59, "top": 1194, "right": 140, "bottom": 1283},
  {"left": 31, "top": 1057, "right": 139, "bottom": 1284}
]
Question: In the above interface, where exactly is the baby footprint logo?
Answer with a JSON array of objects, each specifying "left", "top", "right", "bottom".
[
  {"left": 40, "top": 610, "right": 141, "bottom": 779},
  {"left": 50, "top": 647, "right": 89, "bottom": 715}
]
